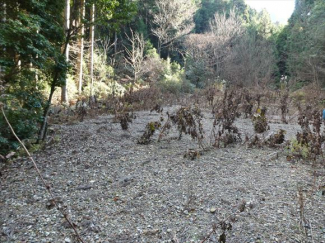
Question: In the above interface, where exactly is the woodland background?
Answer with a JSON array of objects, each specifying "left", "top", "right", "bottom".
[{"left": 0, "top": 0, "right": 325, "bottom": 155}]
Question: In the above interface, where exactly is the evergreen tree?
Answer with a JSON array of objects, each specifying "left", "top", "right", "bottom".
[{"left": 0, "top": 0, "right": 67, "bottom": 150}]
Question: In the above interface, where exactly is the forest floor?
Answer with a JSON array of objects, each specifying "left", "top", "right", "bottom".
[{"left": 1, "top": 105, "right": 325, "bottom": 243}]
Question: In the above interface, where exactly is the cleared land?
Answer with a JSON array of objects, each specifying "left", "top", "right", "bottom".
[{"left": 1, "top": 106, "right": 324, "bottom": 243}]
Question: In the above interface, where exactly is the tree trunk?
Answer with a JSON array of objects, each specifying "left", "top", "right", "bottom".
[
  {"left": 157, "top": 39, "right": 161, "bottom": 57},
  {"left": 61, "top": 0, "right": 70, "bottom": 103},
  {"left": 1, "top": 3, "right": 6, "bottom": 74},
  {"left": 89, "top": 4, "right": 95, "bottom": 97},
  {"left": 114, "top": 31, "right": 117, "bottom": 54},
  {"left": 37, "top": 24, "right": 72, "bottom": 143},
  {"left": 1, "top": 3, "right": 5, "bottom": 22},
  {"left": 76, "top": 0, "right": 85, "bottom": 95},
  {"left": 37, "top": 86, "right": 55, "bottom": 143}
]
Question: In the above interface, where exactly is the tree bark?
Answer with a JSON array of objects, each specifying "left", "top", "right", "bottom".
[
  {"left": 114, "top": 31, "right": 117, "bottom": 54},
  {"left": 76, "top": 0, "right": 85, "bottom": 95},
  {"left": 1, "top": 3, "right": 6, "bottom": 74},
  {"left": 37, "top": 24, "right": 72, "bottom": 143},
  {"left": 89, "top": 3, "right": 95, "bottom": 97},
  {"left": 61, "top": 0, "right": 70, "bottom": 103}
]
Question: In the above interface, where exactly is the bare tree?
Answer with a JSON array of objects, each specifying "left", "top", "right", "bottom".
[
  {"left": 183, "top": 9, "right": 244, "bottom": 85},
  {"left": 222, "top": 31, "right": 275, "bottom": 86},
  {"left": 151, "top": 0, "right": 196, "bottom": 55},
  {"left": 124, "top": 29, "right": 145, "bottom": 89},
  {"left": 184, "top": 8, "right": 275, "bottom": 87},
  {"left": 209, "top": 9, "right": 244, "bottom": 41},
  {"left": 183, "top": 33, "right": 216, "bottom": 86}
]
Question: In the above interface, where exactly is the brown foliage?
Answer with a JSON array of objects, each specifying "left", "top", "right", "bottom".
[
  {"left": 211, "top": 89, "right": 241, "bottom": 147},
  {"left": 183, "top": 149, "right": 203, "bottom": 160},
  {"left": 138, "top": 121, "right": 162, "bottom": 144},
  {"left": 266, "top": 129, "right": 286, "bottom": 148},
  {"left": 295, "top": 104, "right": 324, "bottom": 160},
  {"left": 252, "top": 107, "right": 269, "bottom": 134},
  {"left": 156, "top": 106, "right": 205, "bottom": 148},
  {"left": 241, "top": 89, "right": 254, "bottom": 118},
  {"left": 280, "top": 90, "right": 289, "bottom": 124},
  {"left": 170, "top": 106, "right": 204, "bottom": 142},
  {"left": 122, "top": 87, "right": 162, "bottom": 110},
  {"left": 116, "top": 112, "right": 135, "bottom": 130}
]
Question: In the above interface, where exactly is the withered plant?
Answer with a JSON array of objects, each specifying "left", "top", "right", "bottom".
[
  {"left": 266, "top": 129, "right": 286, "bottom": 147},
  {"left": 247, "top": 135, "right": 263, "bottom": 148},
  {"left": 183, "top": 148, "right": 203, "bottom": 160},
  {"left": 201, "top": 219, "right": 232, "bottom": 243},
  {"left": 255, "top": 93, "right": 262, "bottom": 108},
  {"left": 248, "top": 129, "right": 286, "bottom": 148},
  {"left": 110, "top": 95, "right": 136, "bottom": 130},
  {"left": 242, "top": 90, "right": 254, "bottom": 118},
  {"left": 137, "top": 121, "right": 161, "bottom": 144},
  {"left": 76, "top": 98, "right": 88, "bottom": 122},
  {"left": 211, "top": 89, "right": 241, "bottom": 148},
  {"left": 158, "top": 112, "right": 172, "bottom": 142},
  {"left": 280, "top": 90, "right": 289, "bottom": 124},
  {"left": 310, "top": 109, "right": 323, "bottom": 156},
  {"left": 171, "top": 106, "right": 204, "bottom": 146},
  {"left": 297, "top": 104, "right": 312, "bottom": 134},
  {"left": 294, "top": 104, "right": 323, "bottom": 160},
  {"left": 157, "top": 106, "right": 205, "bottom": 148},
  {"left": 122, "top": 87, "right": 161, "bottom": 111},
  {"left": 150, "top": 104, "right": 163, "bottom": 113},
  {"left": 116, "top": 112, "right": 135, "bottom": 130},
  {"left": 252, "top": 107, "right": 269, "bottom": 134},
  {"left": 297, "top": 186, "right": 307, "bottom": 236},
  {"left": 206, "top": 85, "right": 217, "bottom": 106}
]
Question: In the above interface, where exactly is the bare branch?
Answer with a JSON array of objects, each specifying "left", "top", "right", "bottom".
[
  {"left": 151, "top": 0, "right": 196, "bottom": 54},
  {"left": 124, "top": 29, "right": 145, "bottom": 83}
]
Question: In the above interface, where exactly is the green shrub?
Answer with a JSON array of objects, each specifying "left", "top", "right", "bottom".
[
  {"left": 185, "top": 60, "right": 211, "bottom": 88},
  {"left": 0, "top": 93, "right": 43, "bottom": 155},
  {"left": 287, "top": 138, "right": 309, "bottom": 159},
  {"left": 145, "top": 43, "right": 160, "bottom": 59},
  {"left": 83, "top": 80, "right": 126, "bottom": 99},
  {"left": 156, "top": 58, "right": 194, "bottom": 94}
]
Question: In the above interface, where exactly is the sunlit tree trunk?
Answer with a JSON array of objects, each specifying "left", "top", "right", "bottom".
[
  {"left": 61, "top": 0, "right": 70, "bottom": 103},
  {"left": 89, "top": 3, "right": 95, "bottom": 97},
  {"left": 76, "top": 0, "right": 85, "bottom": 95}
]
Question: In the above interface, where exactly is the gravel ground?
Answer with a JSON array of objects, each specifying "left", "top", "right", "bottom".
[{"left": 1, "top": 106, "right": 325, "bottom": 243}]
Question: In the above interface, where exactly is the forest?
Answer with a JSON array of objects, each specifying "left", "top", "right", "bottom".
[{"left": 0, "top": 0, "right": 325, "bottom": 242}]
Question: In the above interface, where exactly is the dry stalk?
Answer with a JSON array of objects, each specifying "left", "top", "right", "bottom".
[
  {"left": 297, "top": 186, "right": 307, "bottom": 236},
  {"left": 200, "top": 223, "right": 217, "bottom": 243},
  {"left": 0, "top": 105, "right": 85, "bottom": 243},
  {"left": 158, "top": 113, "right": 171, "bottom": 142}
]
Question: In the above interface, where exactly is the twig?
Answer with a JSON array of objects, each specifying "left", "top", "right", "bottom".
[
  {"left": 158, "top": 114, "right": 171, "bottom": 142},
  {"left": 309, "top": 220, "right": 315, "bottom": 243},
  {"left": 200, "top": 224, "right": 217, "bottom": 243},
  {"left": 0, "top": 105, "right": 85, "bottom": 243},
  {"left": 288, "top": 111, "right": 299, "bottom": 122},
  {"left": 267, "top": 151, "right": 279, "bottom": 161}
]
